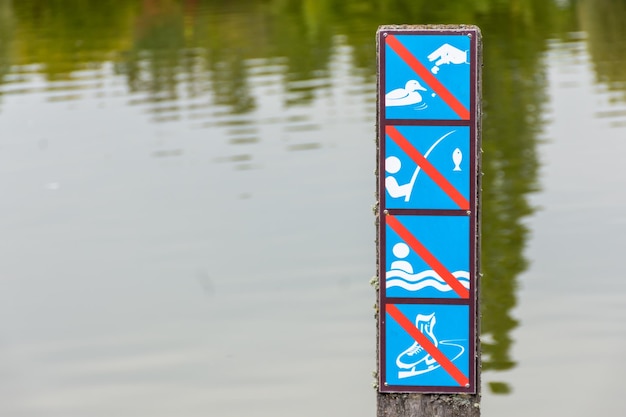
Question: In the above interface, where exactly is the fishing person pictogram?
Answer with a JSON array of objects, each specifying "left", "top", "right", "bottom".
[{"left": 384, "top": 125, "right": 469, "bottom": 210}]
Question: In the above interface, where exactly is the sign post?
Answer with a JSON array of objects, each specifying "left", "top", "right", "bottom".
[{"left": 376, "top": 25, "right": 482, "bottom": 416}]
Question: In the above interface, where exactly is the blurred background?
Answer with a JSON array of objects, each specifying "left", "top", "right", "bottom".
[{"left": 0, "top": 0, "right": 625, "bottom": 416}]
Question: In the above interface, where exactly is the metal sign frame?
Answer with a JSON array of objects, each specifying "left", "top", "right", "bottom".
[{"left": 377, "top": 25, "right": 481, "bottom": 394}]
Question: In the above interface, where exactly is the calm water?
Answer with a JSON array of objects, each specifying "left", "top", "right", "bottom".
[
  {"left": 486, "top": 33, "right": 626, "bottom": 416},
  {"left": 0, "top": 1, "right": 625, "bottom": 416}
]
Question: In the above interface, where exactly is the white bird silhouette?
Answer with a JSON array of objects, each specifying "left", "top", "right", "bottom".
[{"left": 386, "top": 80, "right": 427, "bottom": 107}]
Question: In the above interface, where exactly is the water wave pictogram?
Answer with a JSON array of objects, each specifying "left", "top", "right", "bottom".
[{"left": 386, "top": 269, "right": 470, "bottom": 292}]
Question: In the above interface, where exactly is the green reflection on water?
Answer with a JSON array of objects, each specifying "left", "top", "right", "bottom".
[
  {"left": 579, "top": 0, "right": 626, "bottom": 102},
  {"left": 1, "top": 0, "right": 625, "bottom": 395}
]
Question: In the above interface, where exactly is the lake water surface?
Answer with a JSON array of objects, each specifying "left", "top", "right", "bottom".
[{"left": 1, "top": 1, "right": 625, "bottom": 416}]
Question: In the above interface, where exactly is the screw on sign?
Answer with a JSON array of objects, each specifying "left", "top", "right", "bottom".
[{"left": 376, "top": 25, "right": 482, "bottom": 417}]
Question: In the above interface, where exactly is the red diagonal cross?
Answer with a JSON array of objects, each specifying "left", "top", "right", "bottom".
[
  {"left": 386, "top": 214, "right": 469, "bottom": 299},
  {"left": 386, "top": 304, "right": 469, "bottom": 387},
  {"left": 386, "top": 125, "right": 470, "bottom": 211},
  {"left": 385, "top": 34, "right": 470, "bottom": 120}
]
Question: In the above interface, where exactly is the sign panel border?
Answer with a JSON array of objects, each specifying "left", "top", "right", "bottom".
[{"left": 377, "top": 25, "right": 481, "bottom": 394}]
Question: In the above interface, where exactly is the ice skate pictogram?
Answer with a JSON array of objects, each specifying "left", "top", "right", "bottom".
[{"left": 396, "top": 313, "right": 439, "bottom": 378}]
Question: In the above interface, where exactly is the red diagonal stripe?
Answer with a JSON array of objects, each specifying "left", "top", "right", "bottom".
[
  {"left": 386, "top": 214, "right": 469, "bottom": 299},
  {"left": 386, "top": 304, "right": 469, "bottom": 387},
  {"left": 386, "top": 125, "right": 470, "bottom": 210},
  {"left": 386, "top": 34, "right": 470, "bottom": 120}
]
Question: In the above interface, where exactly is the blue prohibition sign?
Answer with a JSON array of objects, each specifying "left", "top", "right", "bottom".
[
  {"left": 385, "top": 303, "right": 469, "bottom": 387},
  {"left": 385, "top": 125, "right": 470, "bottom": 210},
  {"left": 385, "top": 215, "right": 470, "bottom": 299},
  {"left": 385, "top": 34, "right": 470, "bottom": 120}
]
